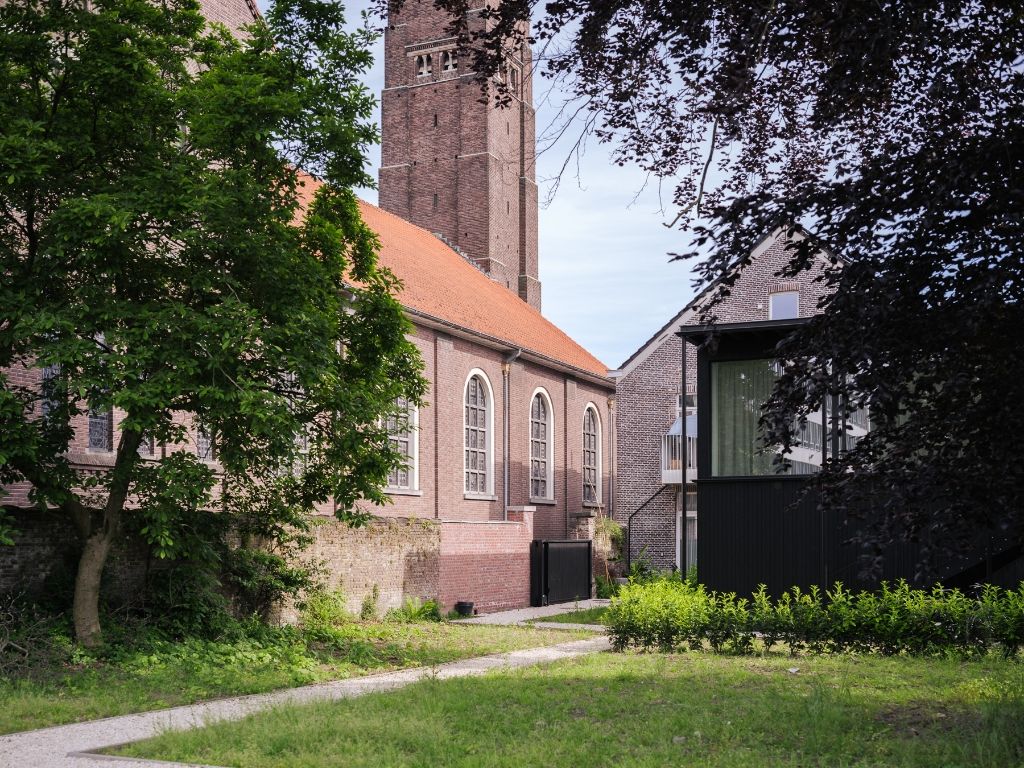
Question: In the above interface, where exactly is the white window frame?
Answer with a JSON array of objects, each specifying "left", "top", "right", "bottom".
[
  {"left": 528, "top": 388, "right": 555, "bottom": 502},
  {"left": 582, "top": 404, "right": 602, "bottom": 506},
  {"left": 463, "top": 369, "right": 494, "bottom": 497},
  {"left": 386, "top": 399, "right": 419, "bottom": 493},
  {"left": 768, "top": 289, "right": 800, "bottom": 320}
]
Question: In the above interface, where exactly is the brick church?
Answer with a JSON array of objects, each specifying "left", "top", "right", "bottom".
[{"left": 1, "top": 0, "right": 615, "bottom": 615}]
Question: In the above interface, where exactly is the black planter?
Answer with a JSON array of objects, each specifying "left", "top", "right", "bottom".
[{"left": 454, "top": 601, "right": 475, "bottom": 617}]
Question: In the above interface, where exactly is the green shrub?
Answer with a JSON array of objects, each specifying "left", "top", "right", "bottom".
[
  {"left": 146, "top": 563, "right": 237, "bottom": 640},
  {"left": 359, "top": 585, "right": 380, "bottom": 621},
  {"left": 384, "top": 597, "right": 441, "bottom": 623},
  {"left": 608, "top": 578, "right": 1024, "bottom": 658},
  {"left": 301, "top": 589, "right": 350, "bottom": 632},
  {"left": 595, "top": 574, "right": 619, "bottom": 599}
]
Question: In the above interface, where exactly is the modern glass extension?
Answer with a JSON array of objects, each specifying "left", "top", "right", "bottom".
[{"left": 710, "top": 358, "right": 869, "bottom": 477}]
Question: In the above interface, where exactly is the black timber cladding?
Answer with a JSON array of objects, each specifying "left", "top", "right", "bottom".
[{"left": 678, "top": 320, "right": 1023, "bottom": 596}]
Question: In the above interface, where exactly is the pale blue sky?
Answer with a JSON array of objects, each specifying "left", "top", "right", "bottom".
[{"left": 259, "top": 0, "right": 701, "bottom": 369}]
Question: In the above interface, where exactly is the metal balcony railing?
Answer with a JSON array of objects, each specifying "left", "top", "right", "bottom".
[{"left": 661, "top": 429, "right": 696, "bottom": 485}]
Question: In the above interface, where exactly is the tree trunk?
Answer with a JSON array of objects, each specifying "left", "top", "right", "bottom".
[
  {"left": 70, "top": 428, "right": 140, "bottom": 647},
  {"left": 72, "top": 521, "right": 116, "bottom": 648}
]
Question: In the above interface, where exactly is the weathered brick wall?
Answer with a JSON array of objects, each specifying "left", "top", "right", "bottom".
[
  {"left": 278, "top": 515, "right": 441, "bottom": 622},
  {"left": 0, "top": 507, "right": 162, "bottom": 607},
  {"left": 438, "top": 510, "right": 533, "bottom": 612},
  {"left": 615, "top": 233, "right": 834, "bottom": 570},
  {"left": 379, "top": 0, "right": 540, "bottom": 309}
]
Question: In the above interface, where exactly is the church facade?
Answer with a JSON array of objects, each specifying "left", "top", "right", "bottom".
[{"left": 0, "top": 0, "right": 615, "bottom": 615}]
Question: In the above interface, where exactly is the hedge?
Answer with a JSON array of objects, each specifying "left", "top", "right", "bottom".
[{"left": 608, "top": 577, "right": 1024, "bottom": 657}]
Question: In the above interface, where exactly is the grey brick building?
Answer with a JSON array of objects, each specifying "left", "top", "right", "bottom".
[{"left": 612, "top": 230, "right": 834, "bottom": 572}]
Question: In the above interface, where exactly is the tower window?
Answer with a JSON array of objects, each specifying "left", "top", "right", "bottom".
[
  {"left": 433, "top": 113, "right": 438, "bottom": 128},
  {"left": 442, "top": 50, "right": 457, "bottom": 72},
  {"left": 509, "top": 67, "right": 519, "bottom": 91},
  {"left": 433, "top": 192, "right": 438, "bottom": 210},
  {"left": 416, "top": 54, "right": 432, "bottom": 77}
]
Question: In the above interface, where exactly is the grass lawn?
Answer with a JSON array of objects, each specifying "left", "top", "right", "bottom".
[
  {"left": 533, "top": 606, "right": 610, "bottom": 625},
  {"left": 116, "top": 650, "right": 1024, "bottom": 768},
  {"left": 0, "top": 622, "right": 590, "bottom": 735}
]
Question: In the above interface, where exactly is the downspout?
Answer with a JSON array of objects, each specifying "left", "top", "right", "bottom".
[
  {"left": 680, "top": 331, "right": 687, "bottom": 573},
  {"left": 502, "top": 348, "right": 522, "bottom": 520}
]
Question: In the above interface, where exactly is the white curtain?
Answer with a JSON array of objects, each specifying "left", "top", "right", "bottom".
[{"left": 711, "top": 359, "right": 777, "bottom": 476}]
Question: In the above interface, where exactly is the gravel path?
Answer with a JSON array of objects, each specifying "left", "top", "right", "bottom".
[
  {"left": 454, "top": 598, "right": 610, "bottom": 626},
  {"left": 0, "top": 635, "right": 610, "bottom": 768}
]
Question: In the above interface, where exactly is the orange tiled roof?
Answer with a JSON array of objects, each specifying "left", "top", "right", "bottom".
[{"left": 295, "top": 174, "right": 608, "bottom": 379}]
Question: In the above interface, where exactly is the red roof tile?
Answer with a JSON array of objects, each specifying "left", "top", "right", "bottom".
[{"left": 296, "top": 174, "right": 609, "bottom": 379}]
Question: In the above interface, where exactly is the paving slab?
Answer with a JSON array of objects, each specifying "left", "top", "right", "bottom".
[{"left": 0, "top": 635, "right": 610, "bottom": 768}]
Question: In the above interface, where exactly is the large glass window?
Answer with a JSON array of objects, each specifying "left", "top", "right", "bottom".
[
  {"left": 464, "top": 374, "right": 490, "bottom": 494},
  {"left": 530, "top": 392, "right": 552, "bottom": 499},
  {"left": 583, "top": 406, "right": 600, "bottom": 504}
]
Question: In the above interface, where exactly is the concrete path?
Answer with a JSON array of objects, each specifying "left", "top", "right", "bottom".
[
  {"left": 455, "top": 598, "right": 610, "bottom": 631},
  {"left": 0, "top": 635, "right": 610, "bottom": 768}
]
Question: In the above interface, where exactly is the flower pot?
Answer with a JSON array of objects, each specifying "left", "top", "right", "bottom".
[{"left": 454, "top": 601, "right": 475, "bottom": 617}]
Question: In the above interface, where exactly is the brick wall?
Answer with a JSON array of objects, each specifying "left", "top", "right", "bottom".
[
  {"left": 615, "top": 232, "right": 834, "bottom": 570},
  {"left": 438, "top": 510, "right": 533, "bottom": 612},
  {"left": 0, "top": 507, "right": 165, "bottom": 607}
]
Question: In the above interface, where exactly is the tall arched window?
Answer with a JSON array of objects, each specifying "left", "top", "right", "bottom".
[
  {"left": 583, "top": 406, "right": 601, "bottom": 504},
  {"left": 530, "top": 390, "right": 554, "bottom": 500},
  {"left": 464, "top": 372, "right": 492, "bottom": 495}
]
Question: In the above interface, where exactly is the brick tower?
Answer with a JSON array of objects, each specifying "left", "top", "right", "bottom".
[{"left": 379, "top": 1, "right": 541, "bottom": 310}]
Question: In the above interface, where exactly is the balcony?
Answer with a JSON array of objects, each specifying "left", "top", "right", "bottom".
[{"left": 661, "top": 414, "right": 697, "bottom": 485}]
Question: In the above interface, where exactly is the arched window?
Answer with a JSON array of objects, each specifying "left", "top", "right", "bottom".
[
  {"left": 530, "top": 390, "right": 554, "bottom": 500},
  {"left": 88, "top": 405, "right": 113, "bottom": 452},
  {"left": 416, "top": 54, "right": 433, "bottom": 77},
  {"left": 196, "top": 422, "right": 214, "bottom": 462},
  {"left": 464, "top": 372, "right": 493, "bottom": 495},
  {"left": 442, "top": 50, "right": 457, "bottom": 72},
  {"left": 386, "top": 397, "right": 418, "bottom": 491},
  {"left": 583, "top": 406, "right": 601, "bottom": 504}
]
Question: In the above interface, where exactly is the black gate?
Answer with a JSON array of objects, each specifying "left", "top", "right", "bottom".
[{"left": 530, "top": 540, "right": 592, "bottom": 606}]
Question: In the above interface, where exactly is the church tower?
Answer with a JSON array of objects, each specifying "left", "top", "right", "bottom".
[{"left": 379, "top": 1, "right": 542, "bottom": 310}]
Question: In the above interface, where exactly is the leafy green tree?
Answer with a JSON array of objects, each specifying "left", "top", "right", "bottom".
[
  {"left": 409, "top": 0, "right": 1024, "bottom": 574},
  {"left": 0, "top": 0, "right": 425, "bottom": 646}
]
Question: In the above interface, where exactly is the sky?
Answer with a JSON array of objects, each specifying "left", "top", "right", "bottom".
[{"left": 261, "top": 0, "right": 703, "bottom": 370}]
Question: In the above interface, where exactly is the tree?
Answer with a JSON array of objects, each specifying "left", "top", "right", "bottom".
[
  {"left": 403, "top": 0, "right": 1024, "bottom": 574},
  {"left": 0, "top": 0, "right": 425, "bottom": 646}
]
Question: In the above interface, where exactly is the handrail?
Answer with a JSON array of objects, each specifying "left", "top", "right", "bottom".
[{"left": 625, "top": 484, "right": 673, "bottom": 573}]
